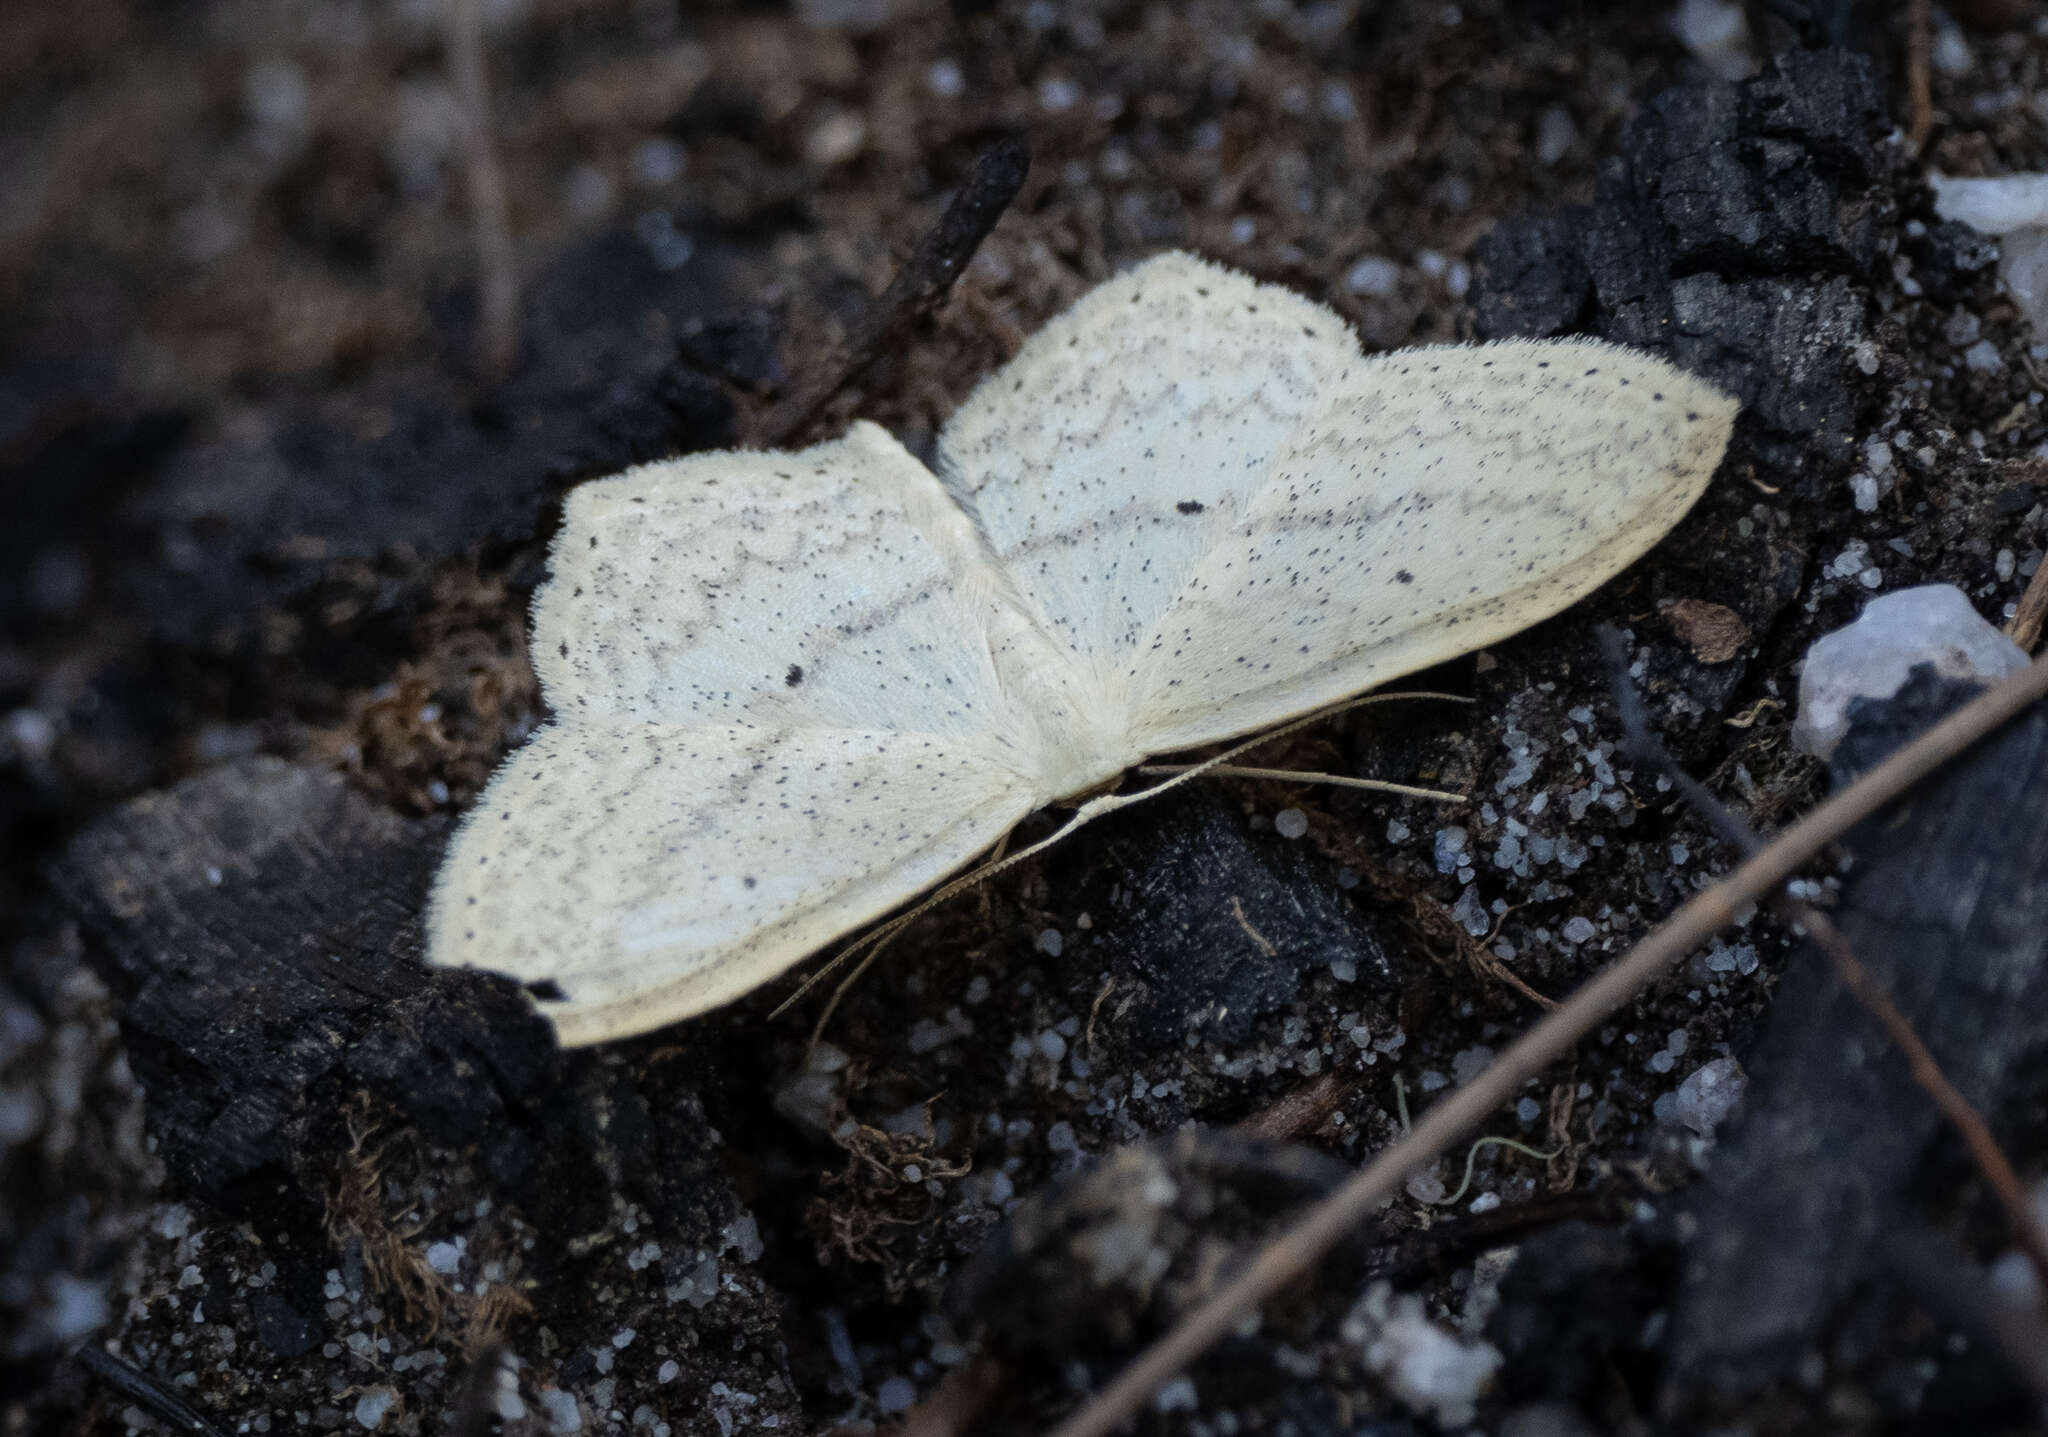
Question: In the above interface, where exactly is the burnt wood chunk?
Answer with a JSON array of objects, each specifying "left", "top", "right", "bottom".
[{"left": 50, "top": 756, "right": 555, "bottom": 1205}]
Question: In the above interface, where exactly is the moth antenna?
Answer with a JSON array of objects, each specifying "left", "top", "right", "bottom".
[
  {"left": 768, "top": 910, "right": 916, "bottom": 1020},
  {"left": 770, "top": 799, "right": 1119, "bottom": 1021},
  {"left": 1119, "top": 689, "right": 1474, "bottom": 806},
  {"left": 805, "top": 926, "right": 903, "bottom": 1049},
  {"left": 1135, "top": 765, "right": 1466, "bottom": 803},
  {"left": 777, "top": 689, "right": 1473, "bottom": 1026}
]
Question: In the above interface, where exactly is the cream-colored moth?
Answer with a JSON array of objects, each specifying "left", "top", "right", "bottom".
[{"left": 428, "top": 252, "right": 1737, "bottom": 1046}]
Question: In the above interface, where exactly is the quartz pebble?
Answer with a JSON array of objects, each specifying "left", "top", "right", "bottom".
[{"left": 1793, "top": 585, "right": 2027, "bottom": 758}]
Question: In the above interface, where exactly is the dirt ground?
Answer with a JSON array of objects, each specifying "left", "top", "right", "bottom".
[{"left": 7, "top": 1, "right": 2048, "bottom": 1435}]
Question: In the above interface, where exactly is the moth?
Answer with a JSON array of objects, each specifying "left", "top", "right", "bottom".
[{"left": 428, "top": 252, "right": 1737, "bottom": 1045}]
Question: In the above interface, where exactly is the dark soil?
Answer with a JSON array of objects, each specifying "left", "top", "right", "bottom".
[{"left": 7, "top": 3, "right": 2048, "bottom": 1436}]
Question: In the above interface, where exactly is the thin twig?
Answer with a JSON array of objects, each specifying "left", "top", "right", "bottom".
[
  {"left": 755, "top": 136, "right": 1031, "bottom": 447},
  {"left": 1802, "top": 904, "right": 2048, "bottom": 1288},
  {"left": 775, "top": 690, "right": 1470, "bottom": 1023},
  {"left": 893, "top": 1355, "right": 1008, "bottom": 1437},
  {"left": 2006, "top": 555, "right": 2048, "bottom": 652},
  {"left": 1044, "top": 651, "right": 2048, "bottom": 1437},
  {"left": 1907, "top": 0, "right": 1935, "bottom": 154},
  {"left": 1882, "top": 1223, "right": 2048, "bottom": 1400},
  {"left": 1370, "top": 1189, "right": 1627, "bottom": 1286},
  {"left": 1599, "top": 626, "right": 2048, "bottom": 1295},
  {"left": 74, "top": 1346, "right": 230, "bottom": 1437},
  {"left": 445, "top": 1343, "right": 507, "bottom": 1437},
  {"left": 1234, "top": 1072, "right": 1350, "bottom": 1141},
  {"left": 445, "top": 0, "right": 520, "bottom": 379},
  {"left": 1465, "top": 937, "right": 1559, "bottom": 1011}
]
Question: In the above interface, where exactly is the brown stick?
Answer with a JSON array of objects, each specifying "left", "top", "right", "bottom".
[
  {"left": 1234, "top": 1072, "right": 1350, "bottom": 1142},
  {"left": 73, "top": 1346, "right": 229, "bottom": 1437},
  {"left": 1883, "top": 1224, "right": 2048, "bottom": 1399},
  {"left": 891, "top": 1357, "right": 1009, "bottom": 1437},
  {"left": 1907, "top": 0, "right": 1935, "bottom": 153},
  {"left": 445, "top": 0, "right": 520, "bottom": 380},
  {"left": 445, "top": 1343, "right": 508, "bottom": 1437},
  {"left": 1044, "top": 652, "right": 2048, "bottom": 1437},
  {"left": 1371, "top": 1189, "right": 1630, "bottom": 1286},
  {"left": 2006, "top": 555, "right": 2048, "bottom": 652},
  {"left": 755, "top": 136, "right": 1030, "bottom": 447},
  {"left": 1796, "top": 904, "right": 2048, "bottom": 1289},
  {"left": 1597, "top": 627, "right": 2048, "bottom": 1295}
]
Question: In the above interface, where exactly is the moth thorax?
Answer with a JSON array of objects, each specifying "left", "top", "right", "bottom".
[{"left": 1023, "top": 694, "right": 1135, "bottom": 804}]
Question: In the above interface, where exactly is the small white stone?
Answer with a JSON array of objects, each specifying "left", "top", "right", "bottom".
[
  {"left": 1670, "top": 0, "right": 1756, "bottom": 80},
  {"left": 353, "top": 1391, "right": 395, "bottom": 1430},
  {"left": 1037, "top": 76, "right": 1080, "bottom": 112},
  {"left": 539, "top": 1389, "right": 582, "bottom": 1434},
  {"left": 632, "top": 138, "right": 687, "bottom": 188},
  {"left": 804, "top": 111, "right": 867, "bottom": 168},
  {"left": 1668, "top": 1056, "right": 1747, "bottom": 1136},
  {"left": 1931, "top": 23, "right": 1973, "bottom": 77},
  {"left": 1355, "top": 1290, "right": 1503, "bottom": 1425},
  {"left": 876, "top": 1376, "right": 917, "bottom": 1414},
  {"left": 1153, "top": 1376, "right": 1198, "bottom": 1412},
  {"left": 1452, "top": 1046, "right": 1496, "bottom": 1085},
  {"left": 1793, "top": 585, "right": 2028, "bottom": 757},
  {"left": 1933, "top": 172, "right": 2048, "bottom": 233},
  {"left": 1826, "top": 540, "right": 1871, "bottom": 580},
  {"left": 1345, "top": 256, "right": 1403, "bottom": 298}
]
